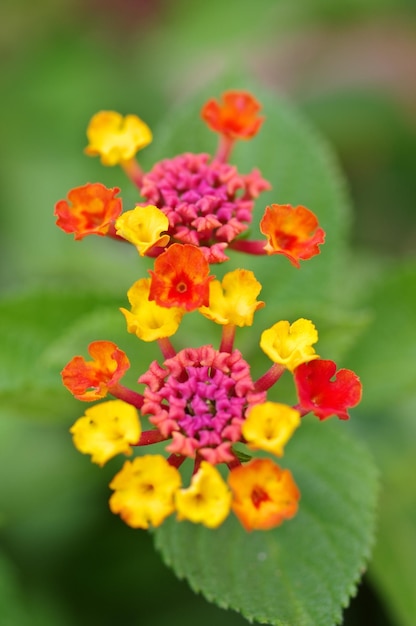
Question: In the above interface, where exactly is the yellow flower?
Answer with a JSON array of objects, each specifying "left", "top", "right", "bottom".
[
  {"left": 115, "top": 206, "right": 170, "bottom": 256},
  {"left": 69, "top": 400, "right": 141, "bottom": 466},
  {"left": 242, "top": 402, "right": 301, "bottom": 456},
  {"left": 175, "top": 462, "right": 232, "bottom": 528},
  {"left": 260, "top": 318, "right": 319, "bottom": 372},
  {"left": 120, "top": 278, "right": 184, "bottom": 342},
  {"left": 109, "top": 455, "right": 182, "bottom": 529},
  {"left": 199, "top": 269, "right": 264, "bottom": 327},
  {"left": 85, "top": 111, "right": 152, "bottom": 166}
]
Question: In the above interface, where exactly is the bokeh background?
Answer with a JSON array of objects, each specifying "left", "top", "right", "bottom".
[{"left": 1, "top": 1, "right": 415, "bottom": 624}]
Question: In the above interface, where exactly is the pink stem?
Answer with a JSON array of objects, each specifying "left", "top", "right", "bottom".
[
  {"left": 229, "top": 239, "right": 267, "bottom": 255},
  {"left": 157, "top": 337, "right": 176, "bottom": 360},
  {"left": 192, "top": 455, "right": 202, "bottom": 475},
  {"left": 219, "top": 324, "right": 236, "bottom": 353},
  {"left": 215, "top": 135, "right": 235, "bottom": 162},
  {"left": 293, "top": 403, "right": 309, "bottom": 417},
  {"left": 227, "top": 456, "right": 242, "bottom": 470},
  {"left": 254, "top": 363, "right": 285, "bottom": 392},
  {"left": 121, "top": 158, "right": 144, "bottom": 188},
  {"left": 109, "top": 383, "right": 144, "bottom": 408},
  {"left": 136, "top": 430, "right": 169, "bottom": 446},
  {"left": 167, "top": 454, "right": 187, "bottom": 469}
]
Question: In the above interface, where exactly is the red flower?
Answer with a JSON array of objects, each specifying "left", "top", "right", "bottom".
[
  {"left": 260, "top": 204, "right": 325, "bottom": 268},
  {"left": 201, "top": 91, "right": 264, "bottom": 140},
  {"left": 54, "top": 183, "right": 122, "bottom": 239},
  {"left": 61, "top": 341, "right": 130, "bottom": 401},
  {"left": 149, "top": 244, "right": 213, "bottom": 311},
  {"left": 294, "top": 359, "right": 362, "bottom": 420}
]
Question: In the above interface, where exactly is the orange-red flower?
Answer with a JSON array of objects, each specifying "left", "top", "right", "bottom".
[
  {"left": 54, "top": 183, "right": 122, "bottom": 239},
  {"left": 61, "top": 340, "right": 130, "bottom": 401},
  {"left": 228, "top": 458, "right": 300, "bottom": 531},
  {"left": 149, "top": 243, "right": 213, "bottom": 311},
  {"left": 260, "top": 204, "right": 325, "bottom": 268},
  {"left": 201, "top": 91, "right": 264, "bottom": 140},
  {"left": 294, "top": 359, "right": 362, "bottom": 420}
]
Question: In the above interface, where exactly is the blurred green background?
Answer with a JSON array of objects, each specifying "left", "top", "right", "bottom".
[{"left": 1, "top": 1, "right": 415, "bottom": 624}]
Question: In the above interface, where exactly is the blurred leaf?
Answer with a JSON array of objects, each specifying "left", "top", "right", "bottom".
[
  {"left": 342, "top": 261, "right": 416, "bottom": 625},
  {"left": 345, "top": 261, "right": 416, "bottom": 411},
  {"left": 155, "top": 420, "right": 378, "bottom": 626},
  {"left": 0, "top": 549, "right": 71, "bottom": 626},
  {"left": 370, "top": 426, "right": 416, "bottom": 626}
]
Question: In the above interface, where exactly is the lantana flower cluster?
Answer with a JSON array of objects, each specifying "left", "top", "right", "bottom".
[{"left": 56, "top": 91, "right": 361, "bottom": 531}]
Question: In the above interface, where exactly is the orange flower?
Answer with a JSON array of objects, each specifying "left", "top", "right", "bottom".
[
  {"left": 149, "top": 244, "right": 213, "bottom": 311},
  {"left": 61, "top": 341, "right": 130, "bottom": 401},
  {"left": 260, "top": 204, "right": 325, "bottom": 268},
  {"left": 54, "top": 183, "right": 122, "bottom": 239},
  {"left": 201, "top": 91, "right": 264, "bottom": 140},
  {"left": 228, "top": 458, "right": 300, "bottom": 531}
]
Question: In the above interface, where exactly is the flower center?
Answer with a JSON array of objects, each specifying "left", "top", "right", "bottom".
[
  {"left": 176, "top": 281, "right": 188, "bottom": 293},
  {"left": 139, "top": 345, "right": 266, "bottom": 463},
  {"left": 251, "top": 485, "right": 270, "bottom": 509},
  {"left": 139, "top": 153, "right": 270, "bottom": 263}
]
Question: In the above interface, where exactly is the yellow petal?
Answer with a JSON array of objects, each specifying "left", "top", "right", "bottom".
[
  {"left": 175, "top": 462, "right": 232, "bottom": 528},
  {"left": 260, "top": 318, "right": 319, "bottom": 372},
  {"left": 242, "top": 402, "right": 300, "bottom": 456},
  {"left": 115, "top": 206, "right": 170, "bottom": 256}
]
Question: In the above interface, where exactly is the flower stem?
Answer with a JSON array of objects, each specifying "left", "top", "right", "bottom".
[
  {"left": 229, "top": 239, "right": 267, "bottom": 255},
  {"left": 110, "top": 383, "right": 144, "bottom": 408},
  {"left": 167, "top": 454, "right": 186, "bottom": 469},
  {"left": 219, "top": 324, "right": 236, "bottom": 353},
  {"left": 121, "top": 157, "right": 144, "bottom": 187},
  {"left": 254, "top": 363, "right": 285, "bottom": 392},
  {"left": 227, "top": 456, "right": 242, "bottom": 470},
  {"left": 293, "top": 403, "right": 309, "bottom": 417},
  {"left": 157, "top": 337, "right": 176, "bottom": 360},
  {"left": 136, "top": 430, "right": 169, "bottom": 446},
  {"left": 215, "top": 135, "right": 235, "bottom": 162}
]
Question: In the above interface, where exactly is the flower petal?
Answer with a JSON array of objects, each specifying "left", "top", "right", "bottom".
[
  {"left": 260, "top": 204, "right": 325, "bottom": 267},
  {"left": 199, "top": 269, "right": 264, "bottom": 327},
  {"left": 109, "top": 455, "right": 181, "bottom": 528},
  {"left": 149, "top": 243, "right": 213, "bottom": 311},
  {"left": 115, "top": 205, "right": 170, "bottom": 255},
  {"left": 121, "top": 278, "right": 184, "bottom": 342},
  {"left": 70, "top": 399, "right": 140, "bottom": 465},
  {"left": 54, "top": 183, "right": 122, "bottom": 240},
  {"left": 61, "top": 340, "right": 130, "bottom": 401},
  {"left": 242, "top": 402, "right": 301, "bottom": 456},
  {"left": 228, "top": 458, "right": 300, "bottom": 531},
  {"left": 260, "top": 319, "right": 319, "bottom": 372},
  {"left": 294, "top": 359, "right": 362, "bottom": 420},
  {"left": 175, "top": 462, "right": 232, "bottom": 528},
  {"left": 85, "top": 111, "right": 152, "bottom": 165},
  {"left": 201, "top": 91, "right": 264, "bottom": 140}
]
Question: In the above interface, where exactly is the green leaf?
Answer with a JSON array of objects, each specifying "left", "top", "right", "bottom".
[
  {"left": 344, "top": 261, "right": 416, "bottom": 411},
  {"left": 343, "top": 261, "right": 416, "bottom": 625},
  {"left": 154, "top": 420, "right": 378, "bottom": 626},
  {"left": 370, "top": 423, "right": 416, "bottom": 626}
]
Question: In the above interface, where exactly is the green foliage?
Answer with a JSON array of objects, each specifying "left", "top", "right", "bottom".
[
  {"left": 344, "top": 262, "right": 416, "bottom": 626},
  {"left": 155, "top": 420, "right": 378, "bottom": 626}
]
